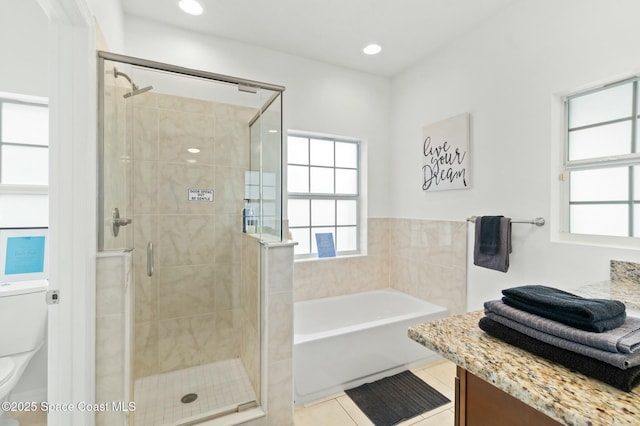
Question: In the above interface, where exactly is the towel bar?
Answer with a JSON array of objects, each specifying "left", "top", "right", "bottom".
[{"left": 467, "top": 216, "right": 545, "bottom": 227}]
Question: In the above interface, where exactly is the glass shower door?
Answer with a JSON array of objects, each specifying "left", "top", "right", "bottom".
[
  {"left": 99, "top": 59, "right": 134, "bottom": 250},
  {"left": 129, "top": 67, "right": 258, "bottom": 424},
  {"left": 99, "top": 52, "right": 284, "bottom": 425},
  {"left": 248, "top": 91, "right": 283, "bottom": 241}
]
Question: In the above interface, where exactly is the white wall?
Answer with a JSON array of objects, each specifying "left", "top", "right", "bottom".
[
  {"left": 119, "top": 16, "right": 392, "bottom": 217},
  {"left": 86, "top": 0, "right": 125, "bottom": 51},
  {"left": 94, "top": 2, "right": 640, "bottom": 310},
  {"left": 390, "top": 0, "right": 640, "bottom": 310},
  {"left": 0, "top": 0, "right": 48, "bottom": 96},
  {"left": 1, "top": 0, "right": 48, "bottom": 401}
]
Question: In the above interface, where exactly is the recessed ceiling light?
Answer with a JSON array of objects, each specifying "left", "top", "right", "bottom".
[
  {"left": 179, "top": 0, "right": 204, "bottom": 16},
  {"left": 187, "top": 148, "right": 201, "bottom": 154},
  {"left": 363, "top": 43, "right": 382, "bottom": 55}
]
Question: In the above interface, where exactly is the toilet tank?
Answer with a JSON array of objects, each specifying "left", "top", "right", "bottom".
[{"left": 0, "top": 279, "right": 48, "bottom": 358}]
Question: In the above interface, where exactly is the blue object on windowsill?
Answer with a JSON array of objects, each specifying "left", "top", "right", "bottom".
[{"left": 315, "top": 233, "right": 336, "bottom": 258}]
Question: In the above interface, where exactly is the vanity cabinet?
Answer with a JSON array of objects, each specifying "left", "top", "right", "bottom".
[
  {"left": 455, "top": 367, "right": 562, "bottom": 426},
  {"left": 409, "top": 272, "right": 640, "bottom": 426}
]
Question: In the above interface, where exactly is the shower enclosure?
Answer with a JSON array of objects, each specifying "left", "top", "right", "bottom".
[{"left": 97, "top": 52, "right": 283, "bottom": 425}]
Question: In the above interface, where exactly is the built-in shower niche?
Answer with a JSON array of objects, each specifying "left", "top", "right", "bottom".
[{"left": 97, "top": 52, "right": 285, "bottom": 426}]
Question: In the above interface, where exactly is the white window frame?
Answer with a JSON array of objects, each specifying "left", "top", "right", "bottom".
[
  {"left": 559, "top": 76, "right": 640, "bottom": 244},
  {"left": 0, "top": 93, "right": 49, "bottom": 227},
  {"left": 287, "top": 131, "right": 362, "bottom": 259}
]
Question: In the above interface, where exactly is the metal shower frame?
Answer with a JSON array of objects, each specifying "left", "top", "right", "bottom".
[{"left": 96, "top": 51, "right": 286, "bottom": 250}]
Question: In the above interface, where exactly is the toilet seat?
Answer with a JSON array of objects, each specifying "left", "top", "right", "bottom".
[{"left": 0, "top": 358, "right": 15, "bottom": 387}]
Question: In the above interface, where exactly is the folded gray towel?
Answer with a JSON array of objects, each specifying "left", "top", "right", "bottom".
[
  {"left": 473, "top": 217, "right": 511, "bottom": 272},
  {"left": 502, "top": 285, "right": 626, "bottom": 332},
  {"left": 484, "top": 311, "right": 640, "bottom": 369},
  {"left": 478, "top": 317, "right": 640, "bottom": 392},
  {"left": 485, "top": 300, "right": 640, "bottom": 354}
]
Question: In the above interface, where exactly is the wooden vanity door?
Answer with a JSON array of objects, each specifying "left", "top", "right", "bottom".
[{"left": 455, "top": 367, "right": 562, "bottom": 426}]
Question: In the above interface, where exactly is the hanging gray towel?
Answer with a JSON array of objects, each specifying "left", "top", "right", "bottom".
[
  {"left": 473, "top": 216, "right": 511, "bottom": 272},
  {"left": 479, "top": 215, "right": 503, "bottom": 255}
]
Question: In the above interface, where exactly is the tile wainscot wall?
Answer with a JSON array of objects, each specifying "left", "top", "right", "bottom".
[{"left": 293, "top": 218, "right": 467, "bottom": 316}]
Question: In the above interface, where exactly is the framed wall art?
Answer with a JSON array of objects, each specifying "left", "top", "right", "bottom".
[{"left": 421, "top": 112, "right": 470, "bottom": 192}]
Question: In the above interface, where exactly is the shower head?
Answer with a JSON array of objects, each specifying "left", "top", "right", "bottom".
[
  {"left": 113, "top": 66, "right": 153, "bottom": 98},
  {"left": 124, "top": 85, "right": 153, "bottom": 98}
]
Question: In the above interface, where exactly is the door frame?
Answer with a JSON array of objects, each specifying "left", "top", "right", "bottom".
[{"left": 36, "top": 0, "right": 96, "bottom": 424}]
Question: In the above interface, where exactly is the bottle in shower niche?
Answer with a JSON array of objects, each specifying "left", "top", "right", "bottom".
[
  {"left": 242, "top": 200, "right": 256, "bottom": 234},
  {"left": 247, "top": 211, "right": 256, "bottom": 234}
]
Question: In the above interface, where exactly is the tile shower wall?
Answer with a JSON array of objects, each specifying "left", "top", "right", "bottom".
[
  {"left": 231, "top": 240, "right": 296, "bottom": 426},
  {"left": 96, "top": 252, "right": 132, "bottom": 426},
  {"left": 293, "top": 218, "right": 467, "bottom": 315},
  {"left": 241, "top": 233, "right": 261, "bottom": 403},
  {"left": 131, "top": 91, "right": 257, "bottom": 378},
  {"left": 262, "top": 242, "right": 295, "bottom": 426}
]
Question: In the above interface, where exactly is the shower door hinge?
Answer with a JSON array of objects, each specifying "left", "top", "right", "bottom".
[{"left": 46, "top": 290, "right": 60, "bottom": 305}]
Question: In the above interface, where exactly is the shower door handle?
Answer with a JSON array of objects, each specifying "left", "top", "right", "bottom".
[{"left": 147, "top": 241, "right": 154, "bottom": 277}]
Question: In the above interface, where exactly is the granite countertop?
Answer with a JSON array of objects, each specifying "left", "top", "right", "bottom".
[
  {"left": 571, "top": 281, "right": 640, "bottom": 311},
  {"left": 408, "top": 278, "right": 640, "bottom": 426}
]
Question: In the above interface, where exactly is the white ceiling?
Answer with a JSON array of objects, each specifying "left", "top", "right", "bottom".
[{"left": 121, "top": 0, "right": 518, "bottom": 77}]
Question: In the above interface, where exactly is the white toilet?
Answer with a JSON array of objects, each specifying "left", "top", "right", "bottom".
[{"left": 0, "top": 279, "right": 48, "bottom": 426}]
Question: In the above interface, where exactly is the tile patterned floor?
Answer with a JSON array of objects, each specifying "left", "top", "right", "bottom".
[
  {"left": 134, "top": 358, "right": 257, "bottom": 426},
  {"left": 6, "top": 359, "right": 455, "bottom": 426},
  {"left": 6, "top": 407, "right": 47, "bottom": 425},
  {"left": 294, "top": 359, "right": 456, "bottom": 426}
]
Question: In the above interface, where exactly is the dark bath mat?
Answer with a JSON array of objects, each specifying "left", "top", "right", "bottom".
[{"left": 345, "top": 370, "right": 450, "bottom": 426}]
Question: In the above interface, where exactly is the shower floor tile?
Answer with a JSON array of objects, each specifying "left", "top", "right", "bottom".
[{"left": 134, "top": 358, "right": 257, "bottom": 426}]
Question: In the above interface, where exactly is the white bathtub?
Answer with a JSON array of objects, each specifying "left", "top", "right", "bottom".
[{"left": 293, "top": 289, "right": 448, "bottom": 405}]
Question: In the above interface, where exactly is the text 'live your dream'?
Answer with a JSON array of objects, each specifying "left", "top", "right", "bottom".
[{"left": 422, "top": 136, "right": 467, "bottom": 191}]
